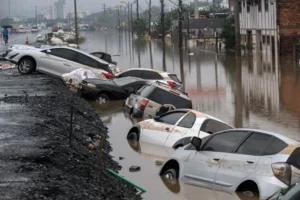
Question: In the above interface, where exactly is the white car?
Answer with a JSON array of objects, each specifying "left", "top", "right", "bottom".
[
  {"left": 31, "top": 27, "right": 39, "bottom": 32},
  {"left": 5, "top": 45, "right": 116, "bottom": 79},
  {"left": 18, "top": 28, "right": 26, "bottom": 33},
  {"left": 127, "top": 109, "right": 233, "bottom": 149},
  {"left": 160, "top": 129, "right": 300, "bottom": 200}
]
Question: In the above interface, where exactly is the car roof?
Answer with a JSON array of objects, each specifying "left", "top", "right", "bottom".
[
  {"left": 47, "top": 46, "right": 110, "bottom": 65},
  {"left": 121, "top": 68, "right": 173, "bottom": 74},
  {"left": 226, "top": 128, "right": 300, "bottom": 145}
]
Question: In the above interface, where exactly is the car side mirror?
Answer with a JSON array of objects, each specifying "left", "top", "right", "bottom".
[
  {"left": 191, "top": 137, "right": 202, "bottom": 151},
  {"left": 45, "top": 49, "right": 51, "bottom": 54}
]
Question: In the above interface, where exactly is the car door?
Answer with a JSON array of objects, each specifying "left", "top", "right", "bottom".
[
  {"left": 164, "top": 111, "right": 197, "bottom": 147},
  {"left": 182, "top": 131, "right": 249, "bottom": 193},
  {"left": 39, "top": 48, "right": 78, "bottom": 76},
  {"left": 214, "top": 132, "right": 272, "bottom": 198},
  {"left": 139, "top": 111, "right": 187, "bottom": 146}
]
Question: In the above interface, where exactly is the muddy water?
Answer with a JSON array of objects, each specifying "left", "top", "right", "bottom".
[{"left": 82, "top": 30, "right": 300, "bottom": 199}]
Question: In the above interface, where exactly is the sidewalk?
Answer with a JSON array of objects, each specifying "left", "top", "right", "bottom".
[{"left": 0, "top": 70, "right": 141, "bottom": 200}]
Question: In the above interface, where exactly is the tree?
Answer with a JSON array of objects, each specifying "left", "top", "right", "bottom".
[
  {"left": 132, "top": 18, "right": 147, "bottom": 37},
  {"left": 0, "top": 18, "right": 13, "bottom": 26},
  {"left": 220, "top": 15, "right": 235, "bottom": 49}
]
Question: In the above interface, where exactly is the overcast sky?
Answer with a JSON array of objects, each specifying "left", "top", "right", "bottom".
[{"left": 0, "top": 0, "right": 225, "bottom": 17}]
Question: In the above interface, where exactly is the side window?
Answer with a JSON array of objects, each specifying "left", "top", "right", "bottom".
[
  {"left": 178, "top": 112, "right": 196, "bottom": 128},
  {"left": 119, "top": 70, "right": 142, "bottom": 78},
  {"left": 263, "top": 137, "right": 287, "bottom": 156},
  {"left": 142, "top": 71, "right": 163, "bottom": 79},
  {"left": 48, "top": 49, "right": 76, "bottom": 60},
  {"left": 236, "top": 133, "right": 272, "bottom": 156},
  {"left": 157, "top": 111, "right": 187, "bottom": 125},
  {"left": 201, "top": 119, "right": 232, "bottom": 134},
  {"left": 75, "top": 53, "right": 98, "bottom": 67},
  {"left": 202, "top": 131, "right": 248, "bottom": 153}
]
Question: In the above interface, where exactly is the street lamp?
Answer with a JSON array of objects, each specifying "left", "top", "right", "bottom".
[
  {"left": 8, "top": 0, "right": 11, "bottom": 25},
  {"left": 74, "top": 0, "right": 79, "bottom": 47}
]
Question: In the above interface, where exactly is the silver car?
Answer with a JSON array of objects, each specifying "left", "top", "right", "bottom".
[
  {"left": 5, "top": 45, "right": 115, "bottom": 78},
  {"left": 160, "top": 129, "right": 300, "bottom": 200}
]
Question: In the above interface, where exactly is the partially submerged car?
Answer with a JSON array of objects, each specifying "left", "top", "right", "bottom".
[
  {"left": 5, "top": 45, "right": 116, "bottom": 78},
  {"left": 115, "top": 68, "right": 182, "bottom": 88},
  {"left": 79, "top": 77, "right": 148, "bottom": 106},
  {"left": 90, "top": 51, "right": 117, "bottom": 65},
  {"left": 160, "top": 129, "right": 300, "bottom": 200},
  {"left": 127, "top": 109, "right": 233, "bottom": 149},
  {"left": 123, "top": 81, "right": 192, "bottom": 118}
]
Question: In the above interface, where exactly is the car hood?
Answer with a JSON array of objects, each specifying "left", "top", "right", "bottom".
[{"left": 9, "top": 44, "right": 44, "bottom": 51}]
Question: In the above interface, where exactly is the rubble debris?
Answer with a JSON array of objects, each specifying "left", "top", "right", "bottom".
[
  {"left": 119, "top": 157, "right": 125, "bottom": 160},
  {"left": 0, "top": 64, "right": 15, "bottom": 70}
]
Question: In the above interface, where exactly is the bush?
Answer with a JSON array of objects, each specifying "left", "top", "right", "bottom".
[
  {"left": 220, "top": 16, "right": 235, "bottom": 49},
  {"left": 132, "top": 19, "right": 147, "bottom": 38}
]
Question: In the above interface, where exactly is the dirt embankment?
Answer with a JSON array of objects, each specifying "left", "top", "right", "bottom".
[{"left": 0, "top": 72, "right": 141, "bottom": 200}]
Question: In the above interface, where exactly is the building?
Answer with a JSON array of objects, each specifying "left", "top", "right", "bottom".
[
  {"left": 42, "top": 6, "right": 53, "bottom": 20},
  {"left": 68, "top": 11, "right": 89, "bottom": 19},
  {"left": 54, "top": 0, "right": 66, "bottom": 19},
  {"left": 239, "top": 0, "right": 300, "bottom": 56}
]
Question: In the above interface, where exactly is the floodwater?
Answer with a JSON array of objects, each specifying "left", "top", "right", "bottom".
[{"left": 81, "top": 30, "right": 300, "bottom": 200}]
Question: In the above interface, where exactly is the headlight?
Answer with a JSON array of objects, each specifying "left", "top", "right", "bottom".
[{"left": 87, "top": 83, "right": 96, "bottom": 88}]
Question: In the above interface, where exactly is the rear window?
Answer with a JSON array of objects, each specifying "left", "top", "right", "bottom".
[
  {"left": 168, "top": 74, "right": 181, "bottom": 83},
  {"left": 147, "top": 87, "right": 192, "bottom": 108}
]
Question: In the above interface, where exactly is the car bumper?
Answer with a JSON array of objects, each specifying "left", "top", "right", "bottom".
[
  {"left": 78, "top": 84, "right": 100, "bottom": 99},
  {"left": 123, "top": 104, "right": 144, "bottom": 118},
  {"left": 5, "top": 58, "right": 18, "bottom": 64}
]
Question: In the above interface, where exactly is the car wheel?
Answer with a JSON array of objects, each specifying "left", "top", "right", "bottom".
[
  {"left": 237, "top": 184, "right": 259, "bottom": 200},
  {"left": 127, "top": 131, "right": 139, "bottom": 141},
  {"left": 95, "top": 93, "right": 110, "bottom": 107},
  {"left": 163, "top": 169, "right": 178, "bottom": 186},
  {"left": 18, "top": 58, "right": 35, "bottom": 74}
]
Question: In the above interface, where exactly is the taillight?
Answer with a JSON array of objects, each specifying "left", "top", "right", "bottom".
[
  {"left": 167, "top": 80, "right": 176, "bottom": 88},
  {"left": 138, "top": 99, "right": 149, "bottom": 111},
  {"left": 102, "top": 72, "right": 113, "bottom": 79},
  {"left": 272, "top": 162, "right": 291, "bottom": 186}
]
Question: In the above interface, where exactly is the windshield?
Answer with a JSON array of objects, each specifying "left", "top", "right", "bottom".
[
  {"left": 168, "top": 74, "right": 181, "bottom": 83},
  {"left": 113, "top": 77, "right": 139, "bottom": 86}
]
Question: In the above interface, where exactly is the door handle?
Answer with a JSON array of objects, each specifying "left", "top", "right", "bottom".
[
  {"left": 213, "top": 158, "right": 220, "bottom": 161},
  {"left": 165, "top": 127, "right": 170, "bottom": 131},
  {"left": 246, "top": 161, "right": 255, "bottom": 164},
  {"left": 148, "top": 105, "right": 153, "bottom": 108},
  {"left": 63, "top": 63, "right": 70, "bottom": 66}
]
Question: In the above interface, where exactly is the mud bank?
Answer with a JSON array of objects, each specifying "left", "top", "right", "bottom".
[{"left": 0, "top": 71, "right": 141, "bottom": 200}]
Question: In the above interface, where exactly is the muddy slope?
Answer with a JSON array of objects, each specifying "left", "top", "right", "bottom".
[{"left": 0, "top": 71, "right": 141, "bottom": 200}]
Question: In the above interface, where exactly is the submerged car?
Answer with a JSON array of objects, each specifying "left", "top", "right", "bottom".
[
  {"left": 127, "top": 109, "right": 233, "bottom": 149},
  {"left": 5, "top": 45, "right": 116, "bottom": 78},
  {"left": 124, "top": 81, "right": 192, "bottom": 119},
  {"left": 115, "top": 68, "right": 182, "bottom": 88},
  {"left": 79, "top": 77, "right": 148, "bottom": 105},
  {"left": 160, "top": 129, "right": 300, "bottom": 200}
]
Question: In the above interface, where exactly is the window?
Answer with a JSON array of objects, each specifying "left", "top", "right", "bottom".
[
  {"left": 48, "top": 48, "right": 77, "bottom": 61},
  {"left": 266, "top": 35, "right": 270, "bottom": 45},
  {"left": 114, "top": 77, "right": 138, "bottom": 86},
  {"left": 118, "top": 70, "right": 142, "bottom": 78},
  {"left": 141, "top": 71, "right": 163, "bottom": 79},
  {"left": 75, "top": 53, "right": 112, "bottom": 74},
  {"left": 157, "top": 111, "right": 187, "bottom": 125},
  {"left": 287, "top": 148, "right": 300, "bottom": 169},
  {"left": 148, "top": 87, "right": 192, "bottom": 109},
  {"left": 262, "top": 35, "right": 266, "bottom": 44},
  {"left": 239, "top": 1, "right": 242, "bottom": 13},
  {"left": 265, "top": 0, "right": 268, "bottom": 11},
  {"left": 236, "top": 133, "right": 272, "bottom": 155},
  {"left": 178, "top": 112, "right": 196, "bottom": 128},
  {"left": 201, "top": 119, "right": 233, "bottom": 134},
  {"left": 202, "top": 131, "right": 249, "bottom": 153},
  {"left": 257, "top": 0, "right": 262, "bottom": 12},
  {"left": 247, "top": 0, "right": 251, "bottom": 12},
  {"left": 168, "top": 74, "right": 181, "bottom": 83},
  {"left": 263, "top": 137, "right": 287, "bottom": 155}
]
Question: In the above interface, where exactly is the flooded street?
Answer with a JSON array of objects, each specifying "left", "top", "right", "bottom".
[{"left": 81, "top": 30, "right": 300, "bottom": 199}]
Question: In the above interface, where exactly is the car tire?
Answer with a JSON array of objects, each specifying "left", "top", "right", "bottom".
[
  {"left": 95, "top": 93, "right": 110, "bottom": 107},
  {"left": 163, "top": 169, "right": 179, "bottom": 186},
  {"left": 237, "top": 185, "right": 259, "bottom": 200},
  {"left": 127, "top": 131, "right": 139, "bottom": 141},
  {"left": 18, "top": 58, "right": 35, "bottom": 74}
]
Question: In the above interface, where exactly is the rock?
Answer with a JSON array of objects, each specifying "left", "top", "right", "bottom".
[
  {"left": 129, "top": 166, "right": 141, "bottom": 172},
  {"left": 119, "top": 157, "right": 124, "bottom": 160}
]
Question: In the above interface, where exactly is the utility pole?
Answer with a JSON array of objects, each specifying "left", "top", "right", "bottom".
[
  {"left": 161, "top": 0, "right": 166, "bottom": 70},
  {"left": 127, "top": 3, "right": 130, "bottom": 33},
  {"left": 148, "top": 0, "right": 152, "bottom": 36},
  {"left": 117, "top": 6, "right": 120, "bottom": 30},
  {"left": 131, "top": 3, "right": 133, "bottom": 38},
  {"left": 194, "top": 0, "right": 199, "bottom": 19},
  {"left": 103, "top": 3, "right": 106, "bottom": 27},
  {"left": 74, "top": 0, "right": 79, "bottom": 47},
  {"left": 35, "top": 6, "right": 38, "bottom": 27},
  {"left": 136, "top": 0, "right": 139, "bottom": 19},
  {"left": 178, "top": 0, "right": 184, "bottom": 91},
  {"left": 8, "top": 0, "right": 11, "bottom": 25},
  {"left": 234, "top": 0, "right": 241, "bottom": 57}
]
